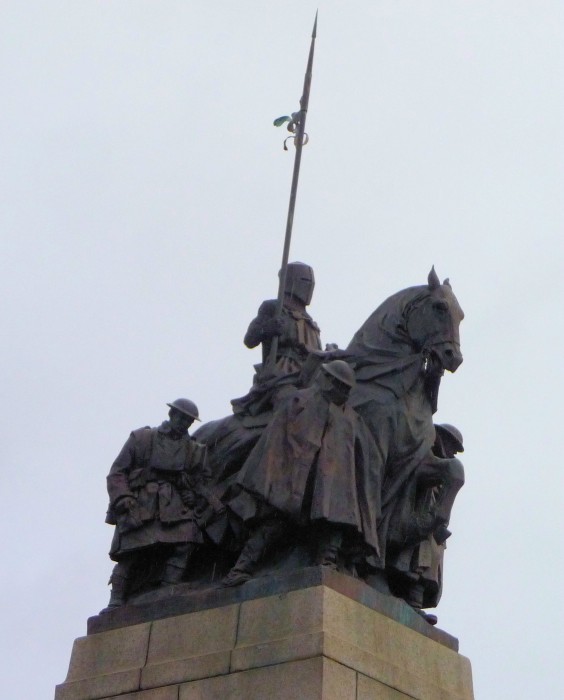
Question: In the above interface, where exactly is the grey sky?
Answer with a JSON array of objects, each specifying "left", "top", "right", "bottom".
[{"left": 1, "top": 2, "right": 562, "bottom": 698}]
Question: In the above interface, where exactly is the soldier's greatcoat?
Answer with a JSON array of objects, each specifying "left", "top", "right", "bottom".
[
  {"left": 106, "top": 421, "right": 208, "bottom": 560},
  {"left": 230, "top": 386, "right": 382, "bottom": 560}
]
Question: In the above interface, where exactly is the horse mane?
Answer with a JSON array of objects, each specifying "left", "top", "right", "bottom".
[{"left": 346, "top": 284, "right": 431, "bottom": 358}]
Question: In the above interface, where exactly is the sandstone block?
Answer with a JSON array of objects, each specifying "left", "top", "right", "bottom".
[
  {"left": 322, "top": 587, "right": 473, "bottom": 698},
  {"left": 55, "top": 669, "right": 140, "bottom": 700},
  {"left": 101, "top": 687, "right": 179, "bottom": 700},
  {"left": 320, "top": 657, "right": 357, "bottom": 699},
  {"left": 179, "top": 657, "right": 324, "bottom": 700},
  {"left": 236, "top": 588, "right": 323, "bottom": 647},
  {"left": 65, "top": 623, "right": 151, "bottom": 682},
  {"left": 357, "top": 673, "right": 412, "bottom": 700},
  {"left": 141, "top": 650, "right": 230, "bottom": 688},
  {"left": 146, "top": 604, "right": 238, "bottom": 666},
  {"left": 230, "top": 631, "right": 324, "bottom": 672}
]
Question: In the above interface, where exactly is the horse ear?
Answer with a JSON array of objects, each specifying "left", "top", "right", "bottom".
[
  {"left": 443, "top": 278, "right": 451, "bottom": 287},
  {"left": 428, "top": 266, "right": 440, "bottom": 289}
]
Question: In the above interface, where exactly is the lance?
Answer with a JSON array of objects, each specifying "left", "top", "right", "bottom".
[{"left": 266, "top": 11, "right": 318, "bottom": 374}]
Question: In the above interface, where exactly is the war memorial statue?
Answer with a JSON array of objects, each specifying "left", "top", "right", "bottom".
[
  {"left": 96, "top": 13, "right": 466, "bottom": 625},
  {"left": 100, "top": 263, "right": 465, "bottom": 626},
  {"left": 55, "top": 17, "right": 475, "bottom": 700}
]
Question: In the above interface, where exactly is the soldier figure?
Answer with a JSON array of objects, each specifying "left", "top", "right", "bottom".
[
  {"left": 386, "top": 423, "right": 465, "bottom": 623},
  {"left": 102, "top": 398, "right": 209, "bottom": 612},
  {"left": 223, "top": 360, "right": 381, "bottom": 586}
]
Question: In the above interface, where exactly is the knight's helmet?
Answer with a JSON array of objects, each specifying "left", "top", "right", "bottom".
[{"left": 281, "top": 262, "right": 315, "bottom": 305}]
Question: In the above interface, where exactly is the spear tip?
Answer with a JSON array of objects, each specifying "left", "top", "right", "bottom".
[{"left": 312, "top": 10, "right": 318, "bottom": 39}]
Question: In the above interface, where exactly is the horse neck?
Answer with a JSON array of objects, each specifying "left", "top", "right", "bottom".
[{"left": 347, "top": 287, "right": 427, "bottom": 359}]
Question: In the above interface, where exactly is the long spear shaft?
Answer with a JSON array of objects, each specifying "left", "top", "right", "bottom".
[{"left": 266, "top": 12, "right": 318, "bottom": 373}]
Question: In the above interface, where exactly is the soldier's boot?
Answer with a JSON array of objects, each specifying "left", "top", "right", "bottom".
[
  {"left": 315, "top": 527, "right": 343, "bottom": 569},
  {"left": 405, "top": 582, "right": 438, "bottom": 626},
  {"left": 160, "top": 544, "right": 196, "bottom": 586},
  {"left": 100, "top": 565, "right": 130, "bottom": 614},
  {"left": 160, "top": 564, "right": 186, "bottom": 586},
  {"left": 222, "top": 518, "right": 287, "bottom": 587},
  {"left": 406, "top": 581, "right": 425, "bottom": 608}
]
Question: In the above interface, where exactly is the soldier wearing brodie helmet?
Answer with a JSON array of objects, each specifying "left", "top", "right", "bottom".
[
  {"left": 102, "top": 398, "right": 214, "bottom": 612},
  {"left": 223, "top": 359, "right": 381, "bottom": 586}
]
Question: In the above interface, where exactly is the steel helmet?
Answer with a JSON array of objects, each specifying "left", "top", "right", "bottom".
[
  {"left": 166, "top": 398, "right": 200, "bottom": 421},
  {"left": 321, "top": 360, "right": 356, "bottom": 388},
  {"left": 435, "top": 423, "right": 463, "bottom": 453}
]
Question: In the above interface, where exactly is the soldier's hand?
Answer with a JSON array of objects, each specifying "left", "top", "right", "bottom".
[
  {"left": 262, "top": 318, "right": 284, "bottom": 338},
  {"left": 114, "top": 496, "right": 137, "bottom": 515}
]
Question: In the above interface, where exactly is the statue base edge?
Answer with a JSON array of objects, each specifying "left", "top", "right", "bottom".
[
  {"left": 88, "top": 565, "right": 458, "bottom": 651},
  {"left": 57, "top": 572, "right": 474, "bottom": 700}
]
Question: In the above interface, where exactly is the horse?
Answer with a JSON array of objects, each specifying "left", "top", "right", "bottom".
[
  {"left": 194, "top": 268, "right": 464, "bottom": 592},
  {"left": 342, "top": 267, "right": 464, "bottom": 601}
]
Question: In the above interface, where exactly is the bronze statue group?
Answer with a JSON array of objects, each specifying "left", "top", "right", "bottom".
[{"left": 102, "top": 263, "right": 465, "bottom": 624}]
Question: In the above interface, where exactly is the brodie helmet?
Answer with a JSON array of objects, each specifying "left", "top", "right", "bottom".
[
  {"left": 320, "top": 360, "right": 356, "bottom": 388},
  {"left": 166, "top": 398, "right": 200, "bottom": 422},
  {"left": 435, "top": 423, "right": 463, "bottom": 453}
]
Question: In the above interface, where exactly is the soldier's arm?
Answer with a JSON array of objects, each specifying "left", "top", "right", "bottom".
[
  {"left": 183, "top": 441, "right": 210, "bottom": 487},
  {"left": 175, "top": 441, "right": 205, "bottom": 507},
  {"left": 200, "top": 445, "right": 212, "bottom": 486},
  {"left": 244, "top": 300, "right": 282, "bottom": 348},
  {"left": 106, "top": 433, "right": 137, "bottom": 505},
  {"left": 186, "top": 442, "right": 225, "bottom": 513}
]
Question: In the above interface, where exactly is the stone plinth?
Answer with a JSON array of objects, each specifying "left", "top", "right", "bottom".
[{"left": 55, "top": 567, "right": 474, "bottom": 700}]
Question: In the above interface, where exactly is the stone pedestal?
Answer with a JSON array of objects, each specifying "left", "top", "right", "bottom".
[{"left": 55, "top": 567, "right": 474, "bottom": 700}]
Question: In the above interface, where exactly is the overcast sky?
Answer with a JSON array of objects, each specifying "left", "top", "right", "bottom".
[{"left": 1, "top": 2, "right": 562, "bottom": 698}]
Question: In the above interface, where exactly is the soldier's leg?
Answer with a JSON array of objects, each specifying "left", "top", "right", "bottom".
[
  {"left": 100, "top": 557, "right": 135, "bottom": 613},
  {"left": 315, "top": 524, "right": 344, "bottom": 568},
  {"left": 405, "top": 580, "right": 438, "bottom": 625},
  {"left": 160, "top": 543, "right": 197, "bottom": 586},
  {"left": 417, "top": 458, "right": 464, "bottom": 528},
  {"left": 221, "top": 517, "right": 288, "bottom": 587},
  {"left": 432, "top": 459, "right": 465, "bottom": 530}
]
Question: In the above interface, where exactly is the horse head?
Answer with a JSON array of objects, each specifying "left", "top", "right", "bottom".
[
  {"left": 404, "top": 267, "right": 464, "bottom": 373},
  {"left": 346, "top": 267, "right": 464, "bottom": 375}
]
